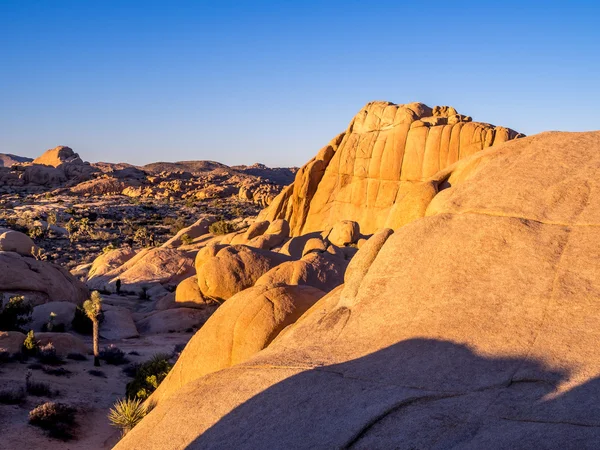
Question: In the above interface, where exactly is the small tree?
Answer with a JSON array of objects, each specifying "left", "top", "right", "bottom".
[
  {"left": 115, "top": 279, "right": 122, "bottom": 295},
  {"left": 83, "top": 291, "right": 102, "bottom": 366}
]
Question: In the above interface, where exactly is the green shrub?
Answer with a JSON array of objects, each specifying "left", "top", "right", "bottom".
[
  {"left": 29, "top": 401, "right": 77, "bottom": 440},
  {"left": 126, "top": 353, "right": 172, "bottom": 400},
  {"left": 0, "top": 295, "right": 33, "bottom": 332},
  {"left": 108, "top": 397, "right": 150, "bottom": 436},
  {"left": 209, "top": 220, "right": 236, "bottom": 235},
  {"left": 180, "top": 233, "right": 193, "bottom": 245},
  {"left": 23, "top": 330, "right": 39, "bottom": 355},
  {"left": 102, "top": 243, "right": 118, "bottom": 254}
]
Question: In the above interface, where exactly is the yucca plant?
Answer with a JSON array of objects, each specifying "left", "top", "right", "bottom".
[
  {"left": 82, "top": 291, "right": 102, "bottom": 366},
  {"left": 108, "top": 397, "right": 148, "bottom": 436}
]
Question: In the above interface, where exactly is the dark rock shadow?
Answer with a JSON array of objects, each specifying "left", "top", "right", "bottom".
[{"left": 182, "top": 338, "right": 600, "bottom": 449}]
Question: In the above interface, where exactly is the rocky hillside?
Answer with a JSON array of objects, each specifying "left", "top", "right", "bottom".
[
  {"left": 0, "top": 145, "right": 296, "bottom": 207},
  {"left": 115, "top": 104, "right": 600, "bottom": 449}
]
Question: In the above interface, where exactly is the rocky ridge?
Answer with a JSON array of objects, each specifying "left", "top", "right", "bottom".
[{"left": 114, "top": 106, "right": 600, "bottom": 449}]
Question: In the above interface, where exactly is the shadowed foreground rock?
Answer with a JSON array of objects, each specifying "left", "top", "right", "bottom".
[{"left": 117, "top": 131, "right": 600, "bottom": 449}]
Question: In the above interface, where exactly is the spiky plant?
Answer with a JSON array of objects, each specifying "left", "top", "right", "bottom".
[
  {"left": 108, "top": 397, "right": 148, "bottom": 436},
  {"left": 82, "top": 291, "right": 102, "bottom": 366}
]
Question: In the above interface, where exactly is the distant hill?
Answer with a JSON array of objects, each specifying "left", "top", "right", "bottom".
[
  {"left": 0, "top": 153, "right": 33, "bottom": 167},
  {"left": 141, "top": 160, "right": 297, "bottom": 186},
  {"left": 142, "top": 160, "right": 229, "bottom": 175}
]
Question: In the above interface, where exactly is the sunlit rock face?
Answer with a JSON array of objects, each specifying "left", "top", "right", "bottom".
[
  {"left": 260, "top": 101, "right": 523, "bottom": 235},
  {"left": 117, "top": 130, "right": 600, "bottom": 450}
]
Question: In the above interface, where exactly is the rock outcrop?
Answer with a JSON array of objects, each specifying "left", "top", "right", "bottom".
[
  {"left": 196, "top": 245, "right": 291, "bottom": 300},
  {"left": 260, "top": 101, "right": 523, "bottom": 235},
  {"left": 87, "top": 248, "right": 195, "bottom": 295},
  {"left": 118, "top": 130, "right": 600, "bottom": 449},
  {"left": 149, "top": 284, "right": 325, "bottom": 404},
  {"left": 33, "top": 146, "right": 83, "bottom": 167},
  {"left": 0, "top": 229, "right": 37, "bottom": 256},
  {"left": 0, "top": 252, "right": 88, "bottom": 306}
]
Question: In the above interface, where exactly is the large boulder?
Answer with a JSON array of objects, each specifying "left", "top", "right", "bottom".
[
  {"left": 87, "top": 248, "right": 195, "bottom": 295},
  {"left": 149, "top": 284, "right": 326, "bottom": 404},
  {"left": 117, "top": 130, "right": 600, "bottom": 450},
  {"left": 0, "top": 229, "right": 37, "bottom": 256},
  {"left": 87, "top": 247, "right": 137, "bottom": 279},
  {"left": 255, "top": 252, "right": 348, "bottom": 293},
  {"left": 325, "top": 220, "right": 360, "bottom": 247},
  {"left": 174, "top": 276, "right": 213, "bottom": 309},
  {"left": 0, "top": 252, "right": 88, "bottom": 306},
  {"left": 259, "top": 101, "right": 523, "bottom": 235},
  {"left": 135, "top": 308, "right": 215, "bottom": 335},
  {"left": 246, "top": 219, "right": 290, "bottom": 250},
  {"left": 36, "top": 332, "right": 89, "bottom": 356},
  {"left": 33, "top": 146, "right": 83, "bottom": 167},
  {"left": 31, "top": 301, "right": 77, "bottom": 332},
  {"left": 100, "top": 305, "right": 139, "bottom": 340},
  {"left": 197, "top": 245, "right": 291, "bottom": 300},
  {"left": 162, "top": 216, "right": 216, "bottom": 248},
  {"left": 0, "top": 331, "right": 26, "bottom": 356}
]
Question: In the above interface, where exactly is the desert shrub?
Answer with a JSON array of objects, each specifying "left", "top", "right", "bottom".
[
  {"left": 0, "top": 386, "right": 26, "bottom": 404},
  {"left": 165, "top": 217, "right": 187, "bottom": 234},
  {"left": 26, "top": 371, "right": 59, "bottom": 397},
  {"left": 180, "top": 233, "right": 193, "bottom": 245},
  {"left": 31, "top": 246, "right": 48, "bottom": 261},
  {"left": 100, "top": 345, "right": 128, "bottom": 365},
  {"left": 29, "top": 402, "right": 77, "bottom": 440},
  {"left": 108, "top": 397, "right": 150, "bottom": 436},
  {"left": 27, "top": 363, "right": 44, "bottom": 370},
  {"left": 133, "top": 227, "right": 155, "bottom": 247},
  {"left": 102, "top": 243, "right": 118, "bottom": 254},
  {"left": 28, "top": 225, "right": 45, "bottom": 240},
  {"left": 66, "top": 353, "right": 87, "bottom": 361},
  {"left": 71, "top": 305, "right": 104, "bottom": 335},
  {"left": 125, "top": 353, "right": 173, "bottom": 400},
  {"left": 46, "top": 211, "right": 58, "bottom": 225},
  {"left": 36, "top": 343, "right": 64, "bottom": 366},
  {"left": 0, "top": 294, "right": 33, "bottom": 332},
  {"left": 208, "top": 220, "right": 236, "bottom": 235},
  {"left": 23, "top": 330, "right": 39, "bottom": 355}
]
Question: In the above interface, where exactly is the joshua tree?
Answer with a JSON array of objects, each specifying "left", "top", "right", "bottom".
[
  {"left": 83, "top": 291, "right": 102, "bottom": 366},
  {"left": 115, "top": 279, "right": 122, "bottom": 295}
]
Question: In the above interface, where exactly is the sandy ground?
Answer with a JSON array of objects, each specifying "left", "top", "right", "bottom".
[{"left": 0, "top": 327, "right": 193, "bottom": 449}]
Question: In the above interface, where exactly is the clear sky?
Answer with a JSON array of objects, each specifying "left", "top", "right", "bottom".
[{"left": 1, "top": 1, "right": 598, "bottom": 167}]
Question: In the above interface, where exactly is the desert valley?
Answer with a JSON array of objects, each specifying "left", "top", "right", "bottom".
[{"left": 1, "top": 100, "right": 599, "bottom": 449}]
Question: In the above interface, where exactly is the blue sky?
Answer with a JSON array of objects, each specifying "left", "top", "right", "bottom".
[{"left": 1, "top": 1, "right": 598, "bottom": 167}]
